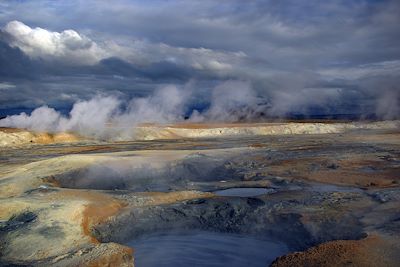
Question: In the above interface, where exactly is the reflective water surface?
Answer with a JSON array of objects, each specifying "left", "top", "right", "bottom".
[{"left": 127, "top": 230, "right": 289, "bottom": 267}]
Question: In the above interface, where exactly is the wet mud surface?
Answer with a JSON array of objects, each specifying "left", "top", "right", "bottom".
[{"left": 0, "top": 125, "right": 399, "bottom": 266}]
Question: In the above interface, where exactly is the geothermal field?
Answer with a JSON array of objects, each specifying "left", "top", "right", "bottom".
[
  {"left": 1, "top": 1, "right": 400, "bottom": 266},
  {"left": 1, "top": 121, "right": 400, "bottom": 266}
]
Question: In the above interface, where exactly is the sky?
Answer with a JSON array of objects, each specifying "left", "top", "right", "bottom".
[{"left": 0, "top": 0, "right": 399, "bottom": 120}]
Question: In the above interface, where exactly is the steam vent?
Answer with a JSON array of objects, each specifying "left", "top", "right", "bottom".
[{"left": 1, "top": 1, "right": 400, "bottom": 266}]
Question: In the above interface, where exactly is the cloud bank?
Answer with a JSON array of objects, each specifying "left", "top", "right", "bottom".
[{"left": 0, "top": 1, "right": 399, "bottom": 120}]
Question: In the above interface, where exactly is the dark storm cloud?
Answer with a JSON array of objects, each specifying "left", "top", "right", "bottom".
[
  {"left": 0, "top": 38, "right": 39, "bottom": 79},
  {"left": 0, "top": 0, "right": 399, "bottom": 118}
]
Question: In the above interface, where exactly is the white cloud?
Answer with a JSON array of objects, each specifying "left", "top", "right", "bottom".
[
  {"left": 3, "top": 20, "right": 108, "bottom": 65},
  {"left": 0, "top": 82, "right": 16, "bottom": 90},
  {"left": 2, "top": 20, "right": 245, "bottom": 71}
]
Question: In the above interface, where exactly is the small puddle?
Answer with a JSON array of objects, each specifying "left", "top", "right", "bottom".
[
  {"left": 214, "top": 187, "right": 275, "bottom": 197},
  {"left": 127, "top": 230, "right": 289, "bottom": 267}
]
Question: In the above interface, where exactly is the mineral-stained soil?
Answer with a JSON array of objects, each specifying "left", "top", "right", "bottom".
[
  {"left": 0, "top": 121, "right": 399, "bottom": 266},
  {"left": 271, "top": 234, "right": 400, "bottom": 267},
  {"left": 0, "top": 127, "right": 81, "bottom": 147}
]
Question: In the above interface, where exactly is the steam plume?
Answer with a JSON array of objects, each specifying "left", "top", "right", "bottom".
[{"left": 1, "top": 80, "right": 398, "bottom": 140}]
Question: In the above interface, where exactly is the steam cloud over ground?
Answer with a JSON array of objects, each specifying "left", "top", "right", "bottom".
[
  {"left": 1, "top": 78, "right": 399, "bottom": 139},
  {"left": 0, "top": 81, "right": 272, "bottom": 139}
]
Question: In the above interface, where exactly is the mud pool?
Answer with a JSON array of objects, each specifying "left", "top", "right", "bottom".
[{"left": 127, "top": 231, "right": 288, "bottom": 267}]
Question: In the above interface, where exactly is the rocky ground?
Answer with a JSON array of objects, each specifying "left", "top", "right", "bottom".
[{"left": 0, "top": 122, "right": 399, "bottom": 266}]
